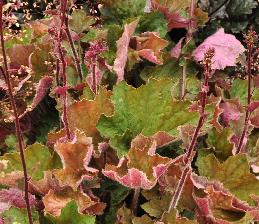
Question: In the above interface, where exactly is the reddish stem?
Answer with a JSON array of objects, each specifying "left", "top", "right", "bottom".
[
  {"left": 92, "top": 59, "right": 97, "bottom": 95},
  {"left": 55, "top": 58, "right": 60, "bottom": 85},
  {"left": 168, "top": 165, "right": 191, "bottom": 210},
  {"left": 131, "top": 188, "right": 140, "bottom": 215},
  {"left": 186, "top": 0, "right": 195, "bottom": 43},
  {"left": 184, "top": 69, "right": 209, "bottom": 163},
  {"left": 58, "top": 0, "right": 71, "bottom": 140},
  {"left": 0, "top": 2, "right": 33, "bottom": 224},
  {"left": 64, "top": 17, "right": 83, "bottom": 82},
  {"left": 168, "top": 53, "right": 212, "bottom": 211},
  {"left": 236, "top": 45, "right": 253, "bottom": 154}
]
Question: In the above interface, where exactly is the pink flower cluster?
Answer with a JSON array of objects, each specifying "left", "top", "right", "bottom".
[{"left": 84, "top": 41, "right": 108, "bottom": 67}]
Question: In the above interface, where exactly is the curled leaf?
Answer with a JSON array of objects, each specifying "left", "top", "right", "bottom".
[
  {"left": 194, "top": 185, "right": 259, "bottom": 224},
  {"left": 170, "top": 38, "right": 184, "bottom": 59},
  {"left": 103, "top": 135, "right": 171, "bottom": 189},
  {"left": 113, "top": 19, "right": 139, "bottom": 82},
  {"left": 136, "top": 32, "right": 168, "bottom": 64},
  {"left": 43, "top": 188, "right": 105, "bottom": 217},
  {"left": 197, "top": 153, "right": 259, "bottom": 205},
  {"left": 53, "top": 131, "right": 98, "bottom": 191}
]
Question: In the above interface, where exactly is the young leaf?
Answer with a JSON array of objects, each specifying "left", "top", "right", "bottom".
[
  {"left": 194, "top": 185, "right": 259, "bottom": 224},
  {"left": 171, "top": 38, "right": 184, "bottom": 59},
  {"left": 30, "top": 76, "right": 53, "bottom": 110},
  {"left": 0, "top": 188, "right": 36, "bottom": 213},
  {"left": 148, "top": 0, "right": 191, "bottom": 30},
  {"left": 193, "top": 28, "right": 245, "bottom": 70}
]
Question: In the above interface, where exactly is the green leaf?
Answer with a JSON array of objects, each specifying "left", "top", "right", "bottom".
[
  {"left": 221, "top": 19, "right": 249, "bottom": 33},
  {"left": 229, "top": 79, "right": 259, "bottom": 105},
  {"left": 226, "top": 0, "right": 258, "bottom": 16},
  {"left": 97, "top": 78, "right": 199, "bottom": 155},
  {"left": 30, "top": 44, "right": 54, "bottom": 80},
  {"left": 141, "top": 194, "right": 170, "bottom": 218},
  {"left": 140, "top": 59, "right": 199, "bottom": 100},
  {"left": 4, "top": 134, "right": 17, "bottom": 152},
  {"left": 100, "top": 0, "right": 146, "bottom": 25},
  {"left": 81, "top": 29, "right": 107, "bottom": 43},
  {"left": 102, "top": 24, "right": 123, "bottom": 65},
  {"left": 161, "top": 209, "right": 198, "bottom": 224},
  {"left": 0, "top": 143, "right": 60, "bottom": 181},
  {"left": 5, "top": 25, "right": 33, "bottom": 49},
  {"left": 101, "top": 181, "right": 129, "bottom": 223},
  {"left": 2, "top": 207, "right": 39, "bottom": 224},
  {"left": 47, "top": 201, "right": 95, "bottom": 224},
  {"left": 197, "top": 153, "right": 259, "bottom": 205},
  {"left": 69, "top": 9, "right": 95, "bottom": 33},
  {"left": 140, "top": 58, "right": 182, "bottom": 81},
  {"left": 207, "top": 128, "right": 234, "bottom": 160},
  {"left": 132, "top": 215, "right": 154, "bottom": 224},
  {"left": 66, "top": 66, "right": 80, "bottom": 86},
  {"left": 137, "top": 11, "right": 168, "bottom": 38}
]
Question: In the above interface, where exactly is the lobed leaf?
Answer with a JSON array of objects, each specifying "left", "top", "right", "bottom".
[
  {"left": 103, "top": 135, "right": 172, "bottom": 189},
  {"left": 197, "top": 153, "right": 259, "bottom": 205},
  {"left": 67, "top": 87, "right": 114, "bottom": 145},
  {"left": 53, "top": 131, "right": 98, "bottom": 191},
  {"left": 97, "top": 78, "right": 199, "bottom": 155}
]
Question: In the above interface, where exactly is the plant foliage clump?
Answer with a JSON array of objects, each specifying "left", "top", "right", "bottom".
[{"left": 0, "top": 0, "right": 258, "bottom": 223}]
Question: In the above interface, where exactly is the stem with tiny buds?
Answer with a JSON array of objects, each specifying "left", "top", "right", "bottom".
[
  {"left": 0, "top": 1, "right": 33, "bottom": 223},
  {"left": 168, "top": 49, "right": 214, "bottom": 211},
  {"left": 236, "top": 31, "right": 258, "bottom": 154},
  {"left": 64, "top": 16, "right": 83, "bottom": 82},
  {"left": 58, "top": 0, "right": 71, "bottom": 140}
]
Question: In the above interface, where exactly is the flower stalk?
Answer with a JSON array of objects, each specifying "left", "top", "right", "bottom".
[
  {"left": 168, "top": 48, "right": 215, "bottom": 211},
  {"left": 64, "top": 16, "right": 83, "bottom": 82},
  {"left": 58, "top": 0, "right": 71, "bottom": 140},
  {"left": 84, "top": 41, "right": 107, "bottom": 94},
  {"left": 236, "top": 30, "right": 258, "bottom": 154},
  {"left": 0, "top": 1, "right": 33, "bottom": 223}
]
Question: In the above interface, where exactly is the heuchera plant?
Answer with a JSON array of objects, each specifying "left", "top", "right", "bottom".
[{"left": 0, "top": 0, "right": 258, "bottom": 223}]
